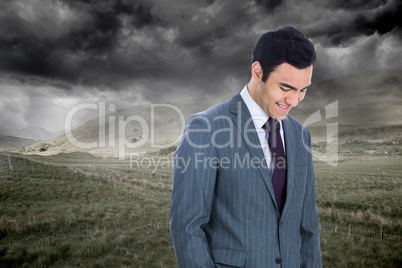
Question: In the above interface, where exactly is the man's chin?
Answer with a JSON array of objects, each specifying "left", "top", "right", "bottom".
[{"left": 275, "top": 113, "right": 288, "bottom": 121}]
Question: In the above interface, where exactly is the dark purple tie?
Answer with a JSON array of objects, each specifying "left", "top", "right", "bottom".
[{"left": 264, "top": 118, "right": 287, "bottom": 213}]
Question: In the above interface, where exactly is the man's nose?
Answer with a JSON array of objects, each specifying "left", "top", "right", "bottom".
[{"left": 286, "top": 92, "right": 300, "bottom": 107}]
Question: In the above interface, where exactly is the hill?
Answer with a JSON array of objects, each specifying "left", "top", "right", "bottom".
[
  {"left": 0, "top": 135, "right": 35, "bottom": 151},
  {"left": 338, "top": 125, "right": 402, "bottom": 142},
  {"left": 22, "top": 96, "right": 226, "bottom": 158},
  {"left": 0, "top": 126, "right": 64, "bottom": 141},
  {"left": 23, "top": 69, "right": 402, "bottom": 158}
]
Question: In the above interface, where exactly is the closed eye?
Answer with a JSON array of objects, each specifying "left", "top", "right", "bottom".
[{"left": 278, "top": 82, "right": 310, "bottom": 92}]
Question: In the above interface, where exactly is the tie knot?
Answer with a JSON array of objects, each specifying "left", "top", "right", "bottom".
[{"left": 264, "top": 118, "right": 280, "bottom": 133}]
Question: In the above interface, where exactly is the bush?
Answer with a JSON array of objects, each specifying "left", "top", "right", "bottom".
[{"left": 158, "top": 145, "right": 177, "bottom": 155}]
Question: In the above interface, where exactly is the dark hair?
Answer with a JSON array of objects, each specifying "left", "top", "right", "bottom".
[{"left": 252, "top": 26, "right": 316, "bottom": 82}]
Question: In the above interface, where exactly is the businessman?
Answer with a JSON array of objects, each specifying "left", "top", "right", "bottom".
[{"left": 170, "top": 26, "right": 322, "bottom": 267}]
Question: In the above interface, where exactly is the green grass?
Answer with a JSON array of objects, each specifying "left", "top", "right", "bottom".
[
  {"left": 315, "top": 156, "right": 402, "bottom": 235},
  {"left": 315, "top": 155, "right": 402, "bottom": 267},
  {"left": 0, "top": 152, "right": 401, "bottom": 267},
  {"left": 321, "top": 231, "right": 402, "bottom": 268},
  {"left": 0, "top": 153, "right": 175, "bottom": 267}
]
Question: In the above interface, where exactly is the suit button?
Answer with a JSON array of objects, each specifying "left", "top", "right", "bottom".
[
  {"left": 279, "top": 220, "right": 283, "bottom": 226},
  {"left": 276, "top": 258, "right": 282, "bottom": 264}
]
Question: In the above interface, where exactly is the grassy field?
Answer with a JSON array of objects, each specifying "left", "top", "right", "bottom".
[
  {"left": 0, "top": 151, "right": 401, "bottom": 267},
  {"left": 314, "top": 156, "right": 402, "bottom": 267},
  {"left": 0, "top": 152, "right": 175, "bottom": 267}
]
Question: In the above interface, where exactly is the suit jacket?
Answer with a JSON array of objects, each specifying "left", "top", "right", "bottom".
[{"left": 170, "top": 92, "right": 322, "bottom": 267}]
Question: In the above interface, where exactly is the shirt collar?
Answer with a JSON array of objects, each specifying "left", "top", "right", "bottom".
[
  {"left": 240, "top": 85, "right": 283, "bottom": 130},
  {"left": 240, "top": 85, "right": 268, "bottom": 130}
]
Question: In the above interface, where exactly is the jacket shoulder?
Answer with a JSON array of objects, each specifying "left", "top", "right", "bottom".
[
  {"left": 285, "top": 115, "right": 308, "bottom": 133},
  {"left": 190, "top": 98, "right": 231, "bottom": 120}
]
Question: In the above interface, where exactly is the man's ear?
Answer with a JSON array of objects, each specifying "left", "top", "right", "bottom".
[{"left": 251, "top": 61, "right": 263, "bottom": 82}]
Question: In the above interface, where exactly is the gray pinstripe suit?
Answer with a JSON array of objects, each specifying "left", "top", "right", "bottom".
[{"left": 170, "top": 92, "right": 322, "bottom": 267}]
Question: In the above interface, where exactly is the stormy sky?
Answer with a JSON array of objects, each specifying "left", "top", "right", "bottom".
[{"left": 0, "top": 0, "right": 401, "bottom": 132}]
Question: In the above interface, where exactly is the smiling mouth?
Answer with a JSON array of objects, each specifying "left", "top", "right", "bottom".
[{"left": 276, "top": 103, "right": 290, "bottom": 112}]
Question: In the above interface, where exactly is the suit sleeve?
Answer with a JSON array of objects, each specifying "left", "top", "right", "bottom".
[
  {"left": 300, "top": 128, "right": 323, "bottom": 267},
  {"left": 170, "top": 114, "right": 217, "bottom": 267}
]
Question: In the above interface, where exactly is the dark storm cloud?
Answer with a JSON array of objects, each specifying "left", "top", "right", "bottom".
[
  {"left": 304, "top": 0, "right": 402, "bottom": 46},
  {"left": 151, "top": 1, "right": 253, "bottom": 50},
  {"left": 354, "top": 0, "right": 402, "bottom": 35},
  {"left": 0, "top": 0, "right": 163, "bottom": 88},
  {"left": 0, "top": 0, "right": 401, "bottom": 99},
  {"left": 255, "top": 0, "right": 284, "bottom": 13},
  {"left": 328, "top": 0, "right": 386, "bottom": 10},
  {"left": 0, "top": 0, "right": 256, "bottom": 97},
  {"left": 62, "top": 0, "right": 161, "bottom": 52},
  {"left": 1, "top": 0, "right": 402, "bottom": 132}
]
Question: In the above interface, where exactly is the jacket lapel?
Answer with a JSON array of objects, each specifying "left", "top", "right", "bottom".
[
  {"left": 281, "top": 117, "right": 295, "bottom": 217},
  {"left": 229, "top": 93, "right": 278, "bottom": 212}
]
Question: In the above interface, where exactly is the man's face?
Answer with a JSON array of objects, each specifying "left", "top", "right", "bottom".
[{"left": 255, "top": 62, "right": 313, "bottom": 121}]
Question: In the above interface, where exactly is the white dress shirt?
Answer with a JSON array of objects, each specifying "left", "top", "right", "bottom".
[{"left": 240, "top": 85, "right": 286, "bottom": 173}]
